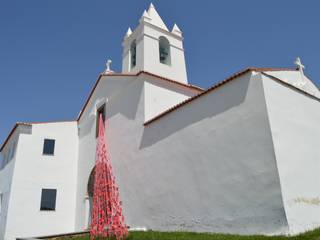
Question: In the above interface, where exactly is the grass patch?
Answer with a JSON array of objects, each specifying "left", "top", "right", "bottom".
[{"left": 52, "top": 229, "right": 320, "bottom": 240}]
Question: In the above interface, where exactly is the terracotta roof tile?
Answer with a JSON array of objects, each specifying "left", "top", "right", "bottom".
[
  {"left": 1, "top": 67, "right": 306, "bottom": 151},
  {"left": 77, "top": 71, "right": 204, "bottom": 121},
  {"left": 144, "top": 67, "right": 303, "bottom": 126}
]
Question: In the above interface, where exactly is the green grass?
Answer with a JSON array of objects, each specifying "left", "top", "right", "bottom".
[{"left": 54, "top": 229, "right": 320, "bottom": 240}]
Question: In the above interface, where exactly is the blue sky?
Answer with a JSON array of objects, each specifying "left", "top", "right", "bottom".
[{"left": 0, "top": 0, "right": 319, "bottom": 143}]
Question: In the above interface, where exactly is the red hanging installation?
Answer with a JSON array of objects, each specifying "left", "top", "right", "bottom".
[{"left": 90, "top": 114, "right": 128, "bottom": 240}]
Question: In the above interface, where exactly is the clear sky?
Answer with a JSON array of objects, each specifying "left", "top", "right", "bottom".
[{"left": 0, "top": 0, "right": 319, "bottom": 143}]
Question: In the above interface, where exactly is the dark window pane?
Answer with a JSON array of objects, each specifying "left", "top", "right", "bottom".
[
  {"left": 130, "top": 40, "right": 136, "bottom": 69},
  {"left": 40, "top": 189, "right": 57, "bottom": 211},
  {"left": 43, "top": 139, "right": 55, "bottom": 155},
  {"left": 96, "top": 104, "right": 106, "bottom": 137},
  {"left": 159, "top": 36, "right": 171, "bottom": 65}
]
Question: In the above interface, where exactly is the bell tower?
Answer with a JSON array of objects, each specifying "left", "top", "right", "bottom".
[{"left": 122, "top": 3, "right": 188, "bottom": 84}]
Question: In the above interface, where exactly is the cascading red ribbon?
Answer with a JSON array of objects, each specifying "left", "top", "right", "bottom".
[{"left": 90, "top": 114, "right": 128, "bottom": 240}]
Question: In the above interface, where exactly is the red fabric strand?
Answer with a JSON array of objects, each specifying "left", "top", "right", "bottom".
[{"left": 90, "top": 114, "right": 128, "bottom": 240}]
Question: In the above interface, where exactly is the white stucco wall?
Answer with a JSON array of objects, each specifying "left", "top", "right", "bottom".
[
  {"left": 76, "top": 71, "right": 288, "bottom": 235},
  {"left": 122, "top": 23, "right": 188, "bottom": 84},
  {"left": 142, "top": 24, "right": 188, "bottom": 84},
  {"left": 76, "top": 73, "right": 197, "bottom": 230},
  {"left": 0, "top": 162, "right": 15, "bottom": 240},
  {"left": 0, "top": 135, "right": 19, "bottom": 240},
  {"left": 0, "top": 125, "right": 31, "bottom": 240},
  {"left": 264, "top": 71, "right": 320, "bottom": 98},
  {"left": 75, "top": 75, "right": 141, "bottom": 230},
  {"left": 262, "top": 74, "right": 320, "bottom": 234},
  {"left": 144, "top": 76, "right": 198, "bottom": 121},
  {"left": 3, "top": 122, "right": 78, "bottom": 240},
  {"left": 3, "top": 69, "right": 319, "bottom": 238}
]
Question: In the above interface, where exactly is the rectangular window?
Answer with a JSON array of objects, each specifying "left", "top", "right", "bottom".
[
  {"left": 43, "top": 139, "right": 55, "bottom": 155},
  {"left": 96, "top": 104, "right": 106, "bottom": 137},
  {"left": 40, "top": 189, "right": 57, "bottom": 211}
]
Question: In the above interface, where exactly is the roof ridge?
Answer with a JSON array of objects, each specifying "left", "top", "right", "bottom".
[
  {"left": 144, "top": 67, "right": 253, "bottom": 125},
  {"left": 143, "top": 67, "right": 300, "bottom": 126},
  {"left": 0, "top": 120, "right": 77, "bottom": 151},
  {"left": 77, "top": 71, "right": 204, "bottom": 121},
  {"left": 1, "top": 66, "right": 299, "bottom": 150},
  {"left": 140, "top": 71, "right": 204, "bottom": 91},
  {"left": 261, "top": 72, "right": 320, "bottom": 101}
]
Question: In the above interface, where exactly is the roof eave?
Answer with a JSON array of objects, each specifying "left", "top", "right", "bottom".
[
  {"left": 143, "top": 67, "right": 300, "bottom": 126},
  {"left": 0, "top": 123, "right": 31, "bottom": 152},
  {"left": 76, "top": 71, "right": 204, "bottom": 122}
]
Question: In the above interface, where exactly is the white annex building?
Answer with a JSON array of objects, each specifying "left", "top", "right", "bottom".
[{"left": 1, "top": 4, "right": 320, "bottom": 240}]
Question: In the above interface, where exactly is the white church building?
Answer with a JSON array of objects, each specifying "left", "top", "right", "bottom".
[{"left": 1, "top": 4, "right": 320, "bottom": 240}]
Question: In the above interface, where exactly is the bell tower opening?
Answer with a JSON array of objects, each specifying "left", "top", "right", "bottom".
[
  {"left": 130, "top": 40, "right": 137, "bottom": 70},
  {"left": 159, "top": 36, "right": 171, "bottom": 65},
  {"left": 121, "top": 3, "right": 188, "bottom": 84}
]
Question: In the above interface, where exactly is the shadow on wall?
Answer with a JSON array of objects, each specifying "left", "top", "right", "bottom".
[
  {"left": 139, "top": 75, "right": 251, "bottom": 149},
  {"left": 79, "top": 78, "right": 144, "bottom": 138},
  {"left": 107, "top": 78, "right": 144, "bottom": 120},
  {"left": 145, "top": 76, "right": 197, "bottom": 96}
]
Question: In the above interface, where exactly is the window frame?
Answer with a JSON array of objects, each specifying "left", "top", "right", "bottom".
[
  {"left": 96, "top": 104, "right": 106, "bottom": 138},
  {"left": 42, "top": 139, "right": 55, "bottom": 156},
  {"left": 130, "top": 40, "right": 137, "bottom": 70},
  {"left": 40, "top": 188, "right": 57, "bottom": 211},
  {"left": 159, "top": 36, "right": 171, "bottom": 66}
]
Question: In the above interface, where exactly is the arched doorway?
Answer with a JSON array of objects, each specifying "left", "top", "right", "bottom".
[{"left": 85, "top": 167, "right": 95, "bottom": 229}]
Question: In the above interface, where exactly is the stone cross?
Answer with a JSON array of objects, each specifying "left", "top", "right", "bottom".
[
  {"left": 294, "top": 57, "right": 305, "bottom": 74},
  {"left": 294, "top": 57, "right": 307, "bottom": 88},
  {"left": 106, "top": 59, "right": 112, "bottom": 72}
]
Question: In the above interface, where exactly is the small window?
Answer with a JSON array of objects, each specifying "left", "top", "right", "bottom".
[
  {"left": 40, "top": 189, "right": 57, "bottom": 211},
  {"left": 130, "top": 40, "right": 137, "bottom": 69},
  {"left": 43, "top": 139, "right": 55, "bottom": 155},
  {"left": 159, "top": 36, "right": 171, "bottom": 65},
  {"left": 96, "top": 104, "right": 106, "bottom": 137}
]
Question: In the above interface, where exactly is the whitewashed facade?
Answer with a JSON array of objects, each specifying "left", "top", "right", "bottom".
[{"left": 1, "top": 4, "right": 320, "bottom": 240}]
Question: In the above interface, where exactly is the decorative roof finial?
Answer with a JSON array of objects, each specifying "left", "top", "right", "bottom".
[
  {"left": 104, "top": 59, "right": 113, "bottom": 74},
  {"left": 140, "top": 9, "right": 151, "bottom": 23},
  {"left": 294, "top": 57, "right": 305, "bottom": 74},
  {"left": 125, "top": 27, "right": 132, "bottom": 38},
  {"left": 293, "top": 57, "right": 307, "bottom": 88},
  {"left": 148, "top": 3, "right": 155, "bottom": 11},
  {"left": 172, "top": 23, "right": 182, "bottom": 37}
]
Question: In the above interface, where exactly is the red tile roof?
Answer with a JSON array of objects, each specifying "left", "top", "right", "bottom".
[
  {"left": 143, "top": 67, "right": 313, "bottom": 126},
  {"left": 77, "top": 71, "right": 204, "bottom": 121},
  {"left": 3, "top": 67, "right": 314, "bottom": 152}
]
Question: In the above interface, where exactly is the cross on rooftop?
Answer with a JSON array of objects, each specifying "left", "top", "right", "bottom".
[
  {"left": 104, "top": 59, "right": 113, "bottom": 74},
  {"left": 106, "top": 59, "right": 112, "bottom": 71},
  {"left": 295, "top": 57, "right": 305, "bottom": 73}
]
